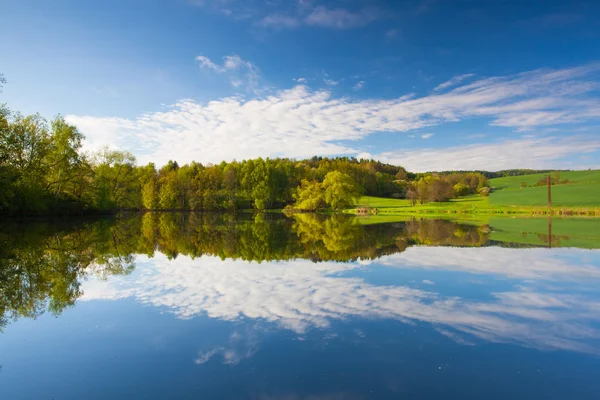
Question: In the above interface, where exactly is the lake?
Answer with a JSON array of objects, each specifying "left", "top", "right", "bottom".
[{"left": 1, "top": 213, "right": 600, "bottom": 399}]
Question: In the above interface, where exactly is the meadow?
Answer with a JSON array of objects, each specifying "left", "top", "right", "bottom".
[
  {"left": 354, "top": 169, "right": 600, "bottom": 216},
  {"left": 489, "top": 170, "right": 600, "bottom": 207}
]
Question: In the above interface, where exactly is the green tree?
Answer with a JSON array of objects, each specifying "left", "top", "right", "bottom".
[
  {"left": 290, "top": 179, "right": 326, "bottom": 211},
  {"left": 45, "top": 116, "right": 86, "bottom": 198},
  {"left": 91, "top": 147, "right": 137, "bottom": 210},
  {"left": 453, "top": 182, "right": 470, "bottom": 197},
  {"left": 322, "top": 171, "right": 361, "bottom": 210}
]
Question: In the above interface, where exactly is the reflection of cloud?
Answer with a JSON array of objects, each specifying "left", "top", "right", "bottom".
[
  {"left": 81, "top": 247, "right": 600, "bottom": 355},
  {"left": 379, "top": 247, "right": 600, "bottom": 281},
  {"left": 195, "top": 328, "right": 261, "bottom": 365}
]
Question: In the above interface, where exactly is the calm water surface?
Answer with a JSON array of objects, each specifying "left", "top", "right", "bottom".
[{"left": 1, "top": 214, "right": 599, "bottom": 399}]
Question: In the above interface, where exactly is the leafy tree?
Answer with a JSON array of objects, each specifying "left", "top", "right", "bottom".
[
  {"left": 45, "top": 116, "right": 86, "bottom": 198},
  {"left": 158, "top": 169, "right": 179, "bottom": 209},
  {"left": 322, "top": 171, "right": 361, "bottom": 210},
  {"left": 290, "top": 180, "right": 325, "bottom": 211},
  {"left": 91, "top": 147, "right": 137, "bottom": 210},
  {"left": 453, "top": 182, "right": 470, "bottom": 197}
]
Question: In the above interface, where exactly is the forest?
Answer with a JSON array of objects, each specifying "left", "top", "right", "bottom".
[{"left": 0, "top": 104, "right": 500, "bottom": 215}]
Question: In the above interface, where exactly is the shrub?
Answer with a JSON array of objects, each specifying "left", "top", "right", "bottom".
[{"left": 478, "top": 187, "right": 491, "bottom": 197}]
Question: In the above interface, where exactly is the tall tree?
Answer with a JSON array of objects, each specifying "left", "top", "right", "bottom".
[{"left": 322, "top": 171, "right": 362, "bottom": 210}]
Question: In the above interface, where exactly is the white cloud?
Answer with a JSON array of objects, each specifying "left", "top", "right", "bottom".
[
  {"left": 67, "top": 63, "right": 600, "bottom": 168},
  {"left": 195, "top": 55, "right": 225, "bottom": 72},
  {"left": 323, "top": 79, "right": 339, "bottom": 86},
  {"left": 434, "top": 73, "right": 475, "bottom": 92},
  {"left": 353, "top": 81, "right": 365, "bottom": 91},
  {"left": 258, "top": 14, "right": 301, "bottom": 29},
  {"left": 371, "top": 136, "right": 600, "bottom": 172},
  {"left": 258, "top": 6, "right": 380, "bottom": 30},
  {"left": 196, "top": 54, "right": 260, "bottom": 91},
  {"left": 421, "top": 133, "right": 434, "bottom": 139},
  {"left": 466, "top": 133, "right": 486, "bottom": 139},
  {"left": 81, "top": 247, "right": 600, "bottom": 355}
]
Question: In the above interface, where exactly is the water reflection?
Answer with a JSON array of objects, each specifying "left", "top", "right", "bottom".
[
  {"left": 82, "top": 250, "right": 600, "bottom": 356},
  {"left": 0, "top": 213, "right": 488, "bottom": 328},
  {"left": 1, "top": 213, "right": 599, "bottom": 358}
]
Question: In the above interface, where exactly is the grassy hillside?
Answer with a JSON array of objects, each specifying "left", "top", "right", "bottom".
[
  {"left": 489, "top": 170, "right": 600, "bottom": 207},
  {"left": 351, "top": 170, "right": 600, "bottom": 216},
  {"left": 490, "top": 170, "right": 600, "bottom": 189}
]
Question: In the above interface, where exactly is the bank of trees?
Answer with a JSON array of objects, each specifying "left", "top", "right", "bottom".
[
  {"left": 0, "top": 104, "right": 407, "bottom": 215},
  {"left": 1, "top": 102, "right": 494, "bottom": 215},
  {"left": 405, "top": 172, "right": 489, "bottom": 205}
]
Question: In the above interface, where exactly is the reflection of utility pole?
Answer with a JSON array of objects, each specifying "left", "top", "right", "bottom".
[
  {"left": 548, "top": 217, "right": 552, "bottom": 249},
  {"left": 547, "top": 174, "right": 552, "bottom": 209}
]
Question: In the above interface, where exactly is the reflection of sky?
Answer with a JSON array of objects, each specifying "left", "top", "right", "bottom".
[{"left": 80, "top": 246, "right": 600, "bottom": 355}]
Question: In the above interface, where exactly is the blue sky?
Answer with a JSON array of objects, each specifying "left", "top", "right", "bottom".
[{"left": 1, "top": 0, "right": 600, "bottom": 171}]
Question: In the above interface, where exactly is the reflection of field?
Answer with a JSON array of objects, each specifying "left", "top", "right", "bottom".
[
  {"left": 355, "top": 212, "right": 600, "bottom": 249},
  {"left": 489, "top": 217, "right": 600, "bottom": 248}
]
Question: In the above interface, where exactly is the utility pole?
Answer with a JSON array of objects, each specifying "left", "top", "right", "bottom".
[{"left": 547, "top": 174, "right": 552, "bottom": 209}]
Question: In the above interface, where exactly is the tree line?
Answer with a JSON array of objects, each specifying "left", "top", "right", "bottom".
[{"left": 1, "top": 103, "right": 496, "bottom": 215}]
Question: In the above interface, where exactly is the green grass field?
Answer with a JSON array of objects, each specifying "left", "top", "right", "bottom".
[
  {"left": 490, "top": 170, "right": 600, "bottom": 190},
  {"left": 355, "top": 194, "right": 593, "bottom": 215},
  {"left": 353, "top": 170, "right": 600, "bottom": 247},
  {"left": 352, "top": 170, "right": 600, "bottom": 217},
  {"left": 488, "top": 170, "right": 600, "bottom": 207}
]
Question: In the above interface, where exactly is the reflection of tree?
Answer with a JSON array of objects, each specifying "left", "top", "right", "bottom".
[
  {"left": 404, "top": 218, "right": 489, "bottom": 247},
  {"left": 0, "top": 214, "right": 490, "bottom": 328},
  {"left": 0, "top": 219, "right": 137, "bottom": 330}
]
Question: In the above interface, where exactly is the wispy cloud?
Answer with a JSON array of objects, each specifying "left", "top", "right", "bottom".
[
  {"left": 196, "top": 54, "right": 260, "bottom": 91},
  {"left": 421, "top": 133, "right": 434, "bottom": 139},
  {"left": 255, "top": 4, "right": 381, "bottom": 30},
  {"left": 257, "top": 14, "right": 301, "bottom": 29},
  {"left": 193, "top": 1, "right": 382, "bottom": 30},
  {"left": 369, "top": 136, "right": 600, "bottom": 172},
  {"left": 68, "top": 63, "right": 600, "bottom": 168},
  {"left": 304, "top": 6, "right": 379, "bottom": 29},
  {"left": 353, "top": 81, "right": 365, "bottom": 91},
  {"left": 433, "top": 73, "right": 475, "bottom": 91}
]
